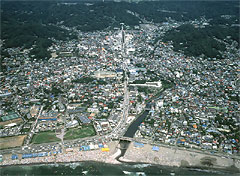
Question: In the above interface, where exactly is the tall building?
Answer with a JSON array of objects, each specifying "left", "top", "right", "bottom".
[{"left": 121, "top": 23, "right": 125, "bottom": 50}]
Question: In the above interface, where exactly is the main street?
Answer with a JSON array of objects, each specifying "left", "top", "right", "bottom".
[
  {"left": 110, "top": 25, "right": 130, "bottom": 138},
  {"left": 111, "top": 66, "right": 129, "bottom": 138},
  {"left": 25, "top": 106, "right": 43, "bottom": 146}
]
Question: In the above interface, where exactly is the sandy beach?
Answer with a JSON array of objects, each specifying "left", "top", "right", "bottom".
[
  {"left": 121, "top": 142, "right": 240, "bottom": 172},
  {"left": 0, "top": 141, "right": 119, "bottom": 166}
]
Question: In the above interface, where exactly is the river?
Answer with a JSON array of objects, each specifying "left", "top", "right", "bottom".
[{"left": 124, "top": 103, "right": 151, "bottom": 138}]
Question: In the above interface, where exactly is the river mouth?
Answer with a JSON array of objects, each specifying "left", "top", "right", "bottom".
[
  {"left": 117, "top": 108, "right": 150, "bottom": 162},
  {"left": 116, "top": 140, "right": 131, "bottom": 162}
]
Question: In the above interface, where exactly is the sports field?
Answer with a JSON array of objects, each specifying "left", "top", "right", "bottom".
[
  {"left": 1, "top": 113, "right": 19, "bottom": 121},
  {"left": 0, "top": 135, "right": 26, "bottom": 149},
  {"left": 31, "top": 131, "right": 61, "bottom": 144},
  {"left": 64, "top": 125, "right": 96, "bottom": 140}
]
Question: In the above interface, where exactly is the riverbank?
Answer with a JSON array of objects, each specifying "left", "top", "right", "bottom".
[{"left": 121, "top": 142, "right": 240, "bottom": 173}]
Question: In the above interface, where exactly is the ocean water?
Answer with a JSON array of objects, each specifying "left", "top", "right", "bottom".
[{"left": 1, "top": 162, "right": 239, "bottom": 176}]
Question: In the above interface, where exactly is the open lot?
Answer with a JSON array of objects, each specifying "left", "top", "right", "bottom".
[
  {"left": 0, "top": 135, "right": 26, "bottom": 149},
  {"left": 31, "top": 131, "right": 60, "bottom": 144},
  {"left": 0, "top": 118, "right": 23, "bottom": 127},
  {"left": 64, "top": 125, "right": 96, "bottom": 140}
]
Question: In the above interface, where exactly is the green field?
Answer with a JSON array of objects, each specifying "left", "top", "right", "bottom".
[
  {"left": 64, "top": 125, "right": 96, "bottom": 140},
  {"left": 31, "top": 131, "right": 60, "bottom": 144}
]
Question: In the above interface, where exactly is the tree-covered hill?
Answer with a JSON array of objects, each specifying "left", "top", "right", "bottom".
[
  {"left": 1, "top": 1, "right": 239, "bottom": 62},
  {"left": 162, "top": 24, "right": 239, "bottom": 59}
]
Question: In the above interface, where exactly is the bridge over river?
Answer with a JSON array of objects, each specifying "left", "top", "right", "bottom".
[{"left": 115, "top": 107, "right": 150, "bottom": 161}]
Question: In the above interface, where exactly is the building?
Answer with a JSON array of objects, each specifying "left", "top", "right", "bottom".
[
  {"left": 38, "top": 112, "right": 60, "bottom": 121},
  {"left": 93, "top": 71, "right": 117, "bottom": 78},
  {"left": 78, "top": 116, "right": 91, "bottom": 124}
]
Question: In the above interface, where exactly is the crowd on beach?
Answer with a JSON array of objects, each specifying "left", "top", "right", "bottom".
[{"left": 0, "top": 142, "right": 117, "bottom": 166}]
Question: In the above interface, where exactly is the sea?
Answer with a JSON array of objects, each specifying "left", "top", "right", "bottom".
[{"left": 1, "top": 162, "right": 239, "bottom": 176}]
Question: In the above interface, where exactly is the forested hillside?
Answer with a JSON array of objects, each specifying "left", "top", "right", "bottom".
[
  {"left": 1, "top": 1, "right": 239, "bottom": 62},
  {"left": 163, "top": 24, "right": 239, "bottom": 59}
]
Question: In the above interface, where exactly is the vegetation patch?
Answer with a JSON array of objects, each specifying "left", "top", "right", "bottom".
[
  {"left": 64, "top": 125, "right": 96, "bottom": 140},
  {"left": 31, "top": 131, "right": 60, "bottom": 144},
  {"left": 163, "top": 24, "right": 239, "bottom": 59}
]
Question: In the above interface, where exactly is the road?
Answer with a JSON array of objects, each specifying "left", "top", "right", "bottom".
[
  {"left": 113, "top": 87, "right": 128, "bottom": 136},
  {"left": 25, "top": 106, "right": 43, "bottom": 146},
  {"left": 106, "top": 27, "right": 130, "bottom": 138}
]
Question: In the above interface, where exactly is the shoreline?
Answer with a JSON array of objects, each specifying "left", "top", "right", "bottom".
[
  {"left": 1, "top": 157, "right": 239, "bottom": 174},
  {"left": 1, "top": 141, "right": 240, "bottom": 174},
  {"left": 121, "top": 142, "right": 240, "bottom": 173}
]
